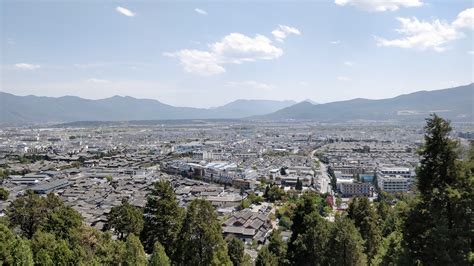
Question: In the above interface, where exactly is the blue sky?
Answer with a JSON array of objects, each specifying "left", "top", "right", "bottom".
[{"left": 1, "top": 0, "right": 473, "bottom": 107}]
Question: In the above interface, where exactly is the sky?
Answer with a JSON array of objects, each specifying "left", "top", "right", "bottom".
[{"left": 1, "top": 0, "right": 473, "bottom": 108}]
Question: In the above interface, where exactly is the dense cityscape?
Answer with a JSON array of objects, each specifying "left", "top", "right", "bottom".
[{"left": 0, "top": 117, "right": 472, "bottom": 265}]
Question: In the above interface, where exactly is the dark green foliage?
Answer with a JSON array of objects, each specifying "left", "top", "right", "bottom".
[
  {"left": 403, "top": 115, "right": 473, "bottom": 265},
  {"left": 68, "top": 225, "right": 125, "bottom": 265},
  {"left": 0, "top": 223, "right": 16, "bottom": 264},
  {"left": 105, "top": 198, "right": 144, "bottom": 240},
  {"left": 175, "top": 199, "right": 231, "bottom": 266},
  {"left": 149, "top": 241, "right": 170, "bottom": 266},
  {"left": 289, "top": 212, "right": 331, "bottom": 265},
  {"left": 226, "top": 235, "right": 245, "bottom": 266},
  {"left": 7, "top": 191, "right": 82, "bottom": 239},
  {"left": 347, "top": 197, "right": 382, "bottom": 261},
  {"left": 255, "top": 245, "right": 278, "bottom": 266},
  {"left": 0, "top": 187, "right": 9, "bottom": 200},
  {"left": 124, "top": 234, "right": 147, "bottom": 266},
  {"left": 372, "top": 231, "right": 403, "bottom": 266},
  {"left": 295, "top": 177, "right": 303, "bottom": 190},
  {"left": 326, "top": 215, "right": 367, "bottom": 266},
  {"left": 141, "top": 180, "right": 184, "bottom": 254},
  {"left": 264, "top": 185, "right": 286, "bottom": 202},
  {"left": 267, "top": 230, "right": 287, "bottom": 265}
]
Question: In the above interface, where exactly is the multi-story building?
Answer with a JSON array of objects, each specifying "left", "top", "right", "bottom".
[
  {"left": 339, "top": 181, "right": 372, "bottom": 196},
  {"left": 378, "top": 167, "right": 412, "bottom": 178},
  {"left": 377, "top": 175, "right": 410, "bottom": 192}
]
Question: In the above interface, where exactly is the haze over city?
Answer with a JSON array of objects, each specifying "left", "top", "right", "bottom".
[{"left": 1, "top": 0, "right": 473, "bottom": 107}]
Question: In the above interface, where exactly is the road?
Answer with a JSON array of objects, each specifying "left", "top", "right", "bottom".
[{"left": 310, "top": 149, "right": 333, "bottom": 194}]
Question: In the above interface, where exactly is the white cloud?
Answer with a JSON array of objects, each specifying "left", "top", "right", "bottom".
[
  {"left": 86, "top": 78, "right": 109, "bottom": 84},
  {"left": 165, "top": 31, "right": 285, "bottom": 76},
  {"left": 468, "top": 51, "right": 474, "bottom": 55},
  {"left": 337, "top": 76, "right": 350, "bottom": 81},
  {"left": 164, "top": 50, "right": 225, "bottom": 76},
  {"left": 195, "top": 8, "right": 208, "bottom": 15},
  {"left": 375, "top": 16, "right": 464, "bottom": 52},
  {"left": 227, "top": 81, "right": 274, "bottom": 91},
  {"left": 331, "top": 40, "right": 341, "bottom": 45},
  {"left": 344, "top": 61, "right": 354, "bottom": 66},
  {"left": 335, "top": 0, "right": 423, "bottom": 12},
  {"left": 116, "top": 6, "right": 135, "bottom": 17},
  {"left": 453, "top": 8, "right": 474, "bottom": 30},
  {"left": 211, "top": 33, "right": 283, "bottom": 63},
  {"left": 14, "top": 63, "right": 40, "bottom": 70},
  {"left": 271, "top": 25, "right": 301, "bottom": 42}
]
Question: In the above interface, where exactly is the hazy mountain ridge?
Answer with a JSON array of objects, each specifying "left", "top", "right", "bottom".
[
  {"left": 0, "top": 93, "right": 296, "bottom": 124},
  {"left": 254, "top": 84, "right": 473, "bottom": 122},
  {"left": 1, "top": 84, "right": 472, "bottom": 124}
]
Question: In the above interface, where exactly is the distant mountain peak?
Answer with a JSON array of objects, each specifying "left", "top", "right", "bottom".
[{"left": 301, "top": 99, "right": 319, "bottom": 105}]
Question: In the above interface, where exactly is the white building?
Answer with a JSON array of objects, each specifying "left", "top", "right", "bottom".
[
  {"left": 379, "top": 167, "right": 412, "bottom": 178},
  {"left": 377, "top": 175, "right": 410, "bottom": 193}
]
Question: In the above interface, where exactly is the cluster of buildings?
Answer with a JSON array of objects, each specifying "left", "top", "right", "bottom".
[{"left": 1, "top": 121, "right": 471, "bottom": 249}]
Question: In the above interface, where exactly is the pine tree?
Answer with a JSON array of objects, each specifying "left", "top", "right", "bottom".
[
  {"left": 123, "top": 234, "right": 147, "bottom": 266},
  {"left": 141, "top": 181, "right": 184, "bottom": 254},
  {"left": 149, "top": 241, "right": 170, "bottom": 266},
  {"left": 255, "top": 246, "right": 278, "bottom": 266},
  {"left": 105, "top": 198, "right": 144, "bottom": 240},
  {"left": 175, "top": 199, "right": 232, "bottom": 266},
  {"left": 326, "top": 215, "right": 367, "bottom": 266},
  {"left": 226, "top": 236, "right": 245, "bottom": 266},
  {"left": 267, "top": 230, "right": 287, "bottom": 265},
  {"left": 403, "top": 115, "right": 473, "bottom": 265},
  {"left": 347, "top": 197, "right": 382, "bottom": 261},
  {"left": 295, "top": 177, "right": 303, "bottom": 191},
  {"left": 289, "top": 211, "right": 331, "bottom": 265},
  {"left": 0, "top": 223, "right": 15, "bottom": 264},
  {"left": 371, "top": 231, "right": 403, "bottom": 266}
]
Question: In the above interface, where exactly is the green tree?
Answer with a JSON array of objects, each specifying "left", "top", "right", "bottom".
[
  {"left": 7, "top": 191, "right": 82, "bottom": 239},
  {"left": 12, "top": 236, "right": 34, "bottom": 266},
  {"left": 69, "top": 225, "right": 125, "bottom": 265},
  {"left": 141, "top": 181, "right": 184, "bottom": 255},
  {"left": 326, "top": 215, "right": 367, "bottom": 266},
  {"left": 149, "top": 241, "right": 170, "bottom": 266},
  {"left": 255, "top": 246, "right": 277, "bottom": 266},
  {"left": 347, "top": 197, "right": 382, "bottom": 261},
  {"left": 295, "top": 177, "right": 303, "bottom": 191},
  {"left": 371, "top": 231, "right": 403, "bottom": 266},
  {"left": 53, "top": 239, "right": 75, "bottom": 265},
  {"left": 105, "top": 198, "right": 144, "bottom": 240},
  {"left": 124, "top": 234, "right": 147, "bottom": 266},
  {"left": 0, "top": 223, "right": 15, "bottom": 265},
  {"left": 7, "top": 191, "right": 45, "bottom": 238},
  {"left": 226, "top": 236, "right": 245, "bottom": 266},
  {"left": 0, "top": 187, "right": 9, "bottom": 200},
  {"left": 267, "top": 229, "right": 288, "bottom": 265},
  {"left": 175, "top": 199, "right": 231, "bottom": 266},
  {"left": 403, "top": 115, "right": 473, "bottom": 265},
  {"left": 265, "top": 185, "right": 286, "bottom": 202},
  {"left": 376, "top": 200, "right": 398, "bottom": 237},
  {"left": 289, "top": 212, "right": 331, "bottom": 265},
  {"left": 43, "top": 194, "right": 83, "bottom": 239},
  {"left": 31, "top": 231, "right": 57, "bottom": 265}
]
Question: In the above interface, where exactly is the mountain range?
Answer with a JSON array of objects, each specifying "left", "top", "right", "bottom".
[
  {"left": 0, "top": 84, "right": 472, "bottom": 124},
  {"left": 255, "top": 83, "right": 473, "bottom": 122},
  {"left": 0, "top": 93, "right": 296, "bottom": 124}
]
